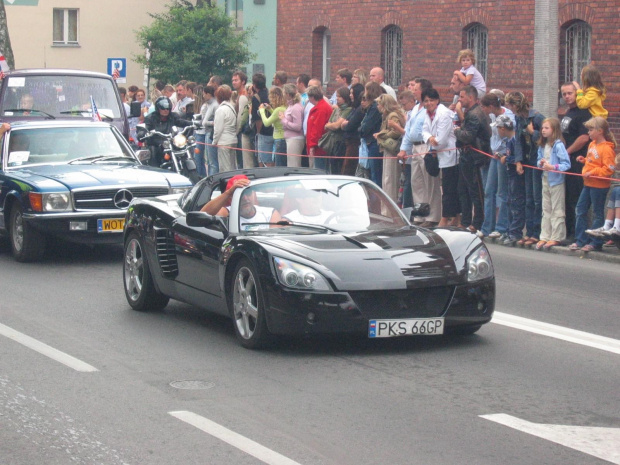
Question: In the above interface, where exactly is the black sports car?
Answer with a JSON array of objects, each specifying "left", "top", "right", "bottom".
[{"left": 123, "top": 168, "right": 495, "bottom": 349}]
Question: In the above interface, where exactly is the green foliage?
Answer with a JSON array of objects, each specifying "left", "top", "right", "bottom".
[{"left": 135, "top": 0, "right": 254, "bottom": 84}]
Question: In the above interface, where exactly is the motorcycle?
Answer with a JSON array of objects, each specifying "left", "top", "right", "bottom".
[{"left": 136, "top": 120, "right": 202, "bottom": 185}]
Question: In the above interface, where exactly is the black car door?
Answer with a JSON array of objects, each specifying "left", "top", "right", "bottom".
[{"left": 172, "top": 182, "right": 226, "bottom": 297}]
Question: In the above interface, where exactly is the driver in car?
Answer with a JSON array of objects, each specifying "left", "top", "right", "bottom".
[
  {"left": 282, "top": 188, "right": 334, "bottom": 224},
  {"left": 201, "top": 174, "right": 282, "bottom": 229}
]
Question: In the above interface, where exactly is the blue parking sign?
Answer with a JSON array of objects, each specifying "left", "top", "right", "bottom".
[{"left": 107, "top": 58, "right": 126, "bottom": 83}]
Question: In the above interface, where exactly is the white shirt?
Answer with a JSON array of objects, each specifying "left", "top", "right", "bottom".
[
  {"left": 239, "top": 205, "right": 275, "bottom": 230},
  {"left": 284, "top": 209, "right": 333, "bottom": 225},
  {"left": 380, "top": 82, "right": 397, "bottom": 99}
]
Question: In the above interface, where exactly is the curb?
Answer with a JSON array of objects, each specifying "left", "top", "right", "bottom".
[{"left": 483, "top": 237, "right": 620, "bottom": 265}]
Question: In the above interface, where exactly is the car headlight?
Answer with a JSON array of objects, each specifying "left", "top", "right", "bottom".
[
  {"left": 273, "top": 257, "right": 331, "bottom": 291},
  {"left": 467, "top": 246, "right": 494, "bottom": 282},
  {"left": 171, "top": 187, "right": 191, "bottom": 195},
  {"left": 29, "top": 192, "right": 71, "bottom": 212},
  {"left": 173, "top": 134, "right": 187, "bottom": 148}
]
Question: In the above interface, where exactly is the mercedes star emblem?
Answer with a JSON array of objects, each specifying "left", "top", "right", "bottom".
[{"left": 114, "top": 189, "right": 133, "bottom": 209}]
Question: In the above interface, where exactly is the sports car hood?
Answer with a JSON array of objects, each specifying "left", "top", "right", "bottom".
[
  {"left": 8, "top": 164, "right": 188, "bottom": 190},
  {"left": 251, "top": 227, "right": 475, "bottom": 290}
]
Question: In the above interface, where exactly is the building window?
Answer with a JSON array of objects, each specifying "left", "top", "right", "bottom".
[
  {"left": 562, "top": 21, "right": 591, "bottom": 83},
  {"left": 312, "top": 27, "right": 331, "bottom": 86},
  {"left": 382, "top": 26, "right": 402, "bottom": 88},
  {"left": 322, "top": 29, "right": 331, "bottom": 86},
  {"left": 465, "top": 23, "right": 488, "bottom": 80},
  {"left": 224, "top": 0, "right": 243, "bottom": 29},
  {"left": 53, "top": 8, "right": 78, "bottom": 45}
]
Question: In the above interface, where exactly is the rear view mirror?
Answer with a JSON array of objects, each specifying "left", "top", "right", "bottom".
[{"left": 186, "top": 211, "right": 227, "bottom": 232}]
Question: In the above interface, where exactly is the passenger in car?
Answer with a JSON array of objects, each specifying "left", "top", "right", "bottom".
[
  {"left": 282, "top": 188, "right": 334, "bottom": 224},
  {"left": 200, "top": 174, "right": 282, "bottom": 229}
]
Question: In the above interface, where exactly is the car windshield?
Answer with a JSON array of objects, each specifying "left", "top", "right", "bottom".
[
  {"left": 236, "top": 178, "right": 408, "bottom": 233},
  {"left": 1, "top": 75, "right": 122, "bottom": 119},
  {"left": 4, "top": 126, "right": 136, "bottom": 168}
]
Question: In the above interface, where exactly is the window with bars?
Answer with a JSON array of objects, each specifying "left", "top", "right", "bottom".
[
  {"left": 465, "top": 24, "right": 487, "bottom": 80},
  {"left": 382, "top": 26, "right": 402, "bottom": 88},
  {"left": 563, "top": 21, "right": 591, "bottom": 84},
  {"left": 53, "top": 8, "right": 78, "bottom": 45}
]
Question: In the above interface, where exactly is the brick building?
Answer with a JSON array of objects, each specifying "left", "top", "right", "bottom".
[{"left": 277, "top": 0, "right": 620, "bottom": 131}]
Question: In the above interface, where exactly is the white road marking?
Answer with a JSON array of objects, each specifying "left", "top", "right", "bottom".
[
  {"left": 492, "top": 312, "right": 620, "bottom": 355},
  {"left": 169, "top": 411, "right": 303, "bottom": 465},
  {"left": 0, "top": 323, "right": 98, "bottom": 372},
  {"left": 481, "top": 413, "right": 620, "bottom": 464}
]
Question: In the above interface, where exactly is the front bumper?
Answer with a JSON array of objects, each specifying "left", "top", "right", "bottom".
[
  {"left": 263, "top": 279, "right": 495, "bottom": 335},
  {"left": 23, "top": 211, "right": 127, "bottom": 244}
]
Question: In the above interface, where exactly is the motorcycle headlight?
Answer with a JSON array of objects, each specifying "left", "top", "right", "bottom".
[
  {"left": 273, "top": 257, "right": 331, "bottom": 291},
  {"left": 467, "top": 246, "right": 494, "bottom": 282},
  {"left": 29, "top": 192, "right": 72, "bottom": 212},
  {"left": 173, "top": 134, "right": 187, "bottom": 148}
]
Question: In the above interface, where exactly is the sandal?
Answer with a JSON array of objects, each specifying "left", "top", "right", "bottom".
[
  {"left": 535, "top": 240, "right": 547, "bottom": 250},
  {"left": 581, "top": 244, "right": 599, "bottom": 252},
  {"left": 516, "top": 237, "right": 527, "bottom": 246},
  {"left": 568, "top": 243, "right": 580, "bottom": 251},
  {"left": 524, "top": 238, "right": 538, "bottom": 246},
  {"left": 543, "top": 240, "right": 560, "bottom": 250}
]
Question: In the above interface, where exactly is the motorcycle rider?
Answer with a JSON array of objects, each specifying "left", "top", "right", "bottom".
[{"left": 143, "top": 96, "right": 192, "bottom": 167}]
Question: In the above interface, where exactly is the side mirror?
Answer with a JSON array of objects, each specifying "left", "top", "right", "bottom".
[
  {"left": 136, "top": 123, "right": 147, "bottom": 141},
  {"left": 130, "top": 101, "right": 142, "bottom": 118},
  {"left": 192, "top": 114, "right": 203, "bottom": 128},
  {"left": 186, "top": 211, "right": 227, "bottom": 232}
]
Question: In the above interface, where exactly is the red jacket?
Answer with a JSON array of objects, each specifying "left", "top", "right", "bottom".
[{"left": 306, "top": 98, "right": 333, "bottom": 156}]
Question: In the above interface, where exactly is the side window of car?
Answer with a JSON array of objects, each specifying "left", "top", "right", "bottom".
[{"left": 193, "top": 185, "right": 219, "bottom": 212}]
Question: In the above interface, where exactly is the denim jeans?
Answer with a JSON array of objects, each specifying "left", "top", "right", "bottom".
[
  {"left": 574, "top": 185, "right": 608, "bottom": 248},
  {"left": 524, "top": 165, "right": 542, "bottom": 239},
  {"left": 402, "top": 163, "right": 413, "bottom": 208},
  {"left": 274, "top": 138, "right": 287, "bottom": 167},
  {"left": 367, "top": 140, "right": 383, "bottom": 188},
  {"left": 206, "top": 132, "right": 219, "bottom": 176},
  {"left": 194, "top": 133, "right": 207, "bottom": 177},
  {"left": 257, "top": 134, "right": 274, "bottom": 165},
  {"left": 481, "top": 158, "right": 509, "bottom": 235},
  {"left": 507, "top": 164, "right": 526, "bottom": 239}
]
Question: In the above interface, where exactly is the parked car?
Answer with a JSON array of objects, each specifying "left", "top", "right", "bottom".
[
  {"left": 0, "top": 121, "right": 192, "bottom": 261},
  {"left": 0, "top": 68, "right": 129, "bottom": 138},
  {"left": 122, "top": 168, "right": 495, "bottom": 349}
]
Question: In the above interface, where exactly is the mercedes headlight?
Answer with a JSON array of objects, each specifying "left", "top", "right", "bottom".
[
  {"left": 467, "top": 246, "right": 494, "bottom": 282},
  {"left": 273, "top": 257, "right": 331, "bottom": 291},
  {"left": 171, "top": 187, "right": 191, "bottom": 195},
  {"left": 173, "top": 133, "right": 187, "bottom": 148},
  {"left": 29, "top": 192, "right": 71, "bottom": 212}
]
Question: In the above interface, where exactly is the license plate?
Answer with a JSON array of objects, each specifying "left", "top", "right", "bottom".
[
  {"left": 97, "top": 218, "right": 125, "bottom": 233},
  {"left": 369, "top": 318, "right": 444, "bottom": 338}
]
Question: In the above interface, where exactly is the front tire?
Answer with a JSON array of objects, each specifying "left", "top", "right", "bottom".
[
  {"left": 9, "top": 204, "right": 46, "bottom": 262},
  {"left": 123, "top": 231, "right": 169, "bottom": 311},
  {"left": 229, "top": 259, "right": 272, "bottom": 349}
]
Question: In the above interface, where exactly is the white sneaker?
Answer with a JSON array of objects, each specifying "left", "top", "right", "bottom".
[
  {"left": 488, "top": 231, "right": 502, "bottom": 239},
  {"left": 586, "top": 226, "right": 609, "bottom": 237},
  {"left": 603, "top": 227, "right": 620, "bottom": 237}
]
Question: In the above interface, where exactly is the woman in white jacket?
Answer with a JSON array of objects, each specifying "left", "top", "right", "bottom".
[
  {"left": 213, "top": 85, "right": 238, "bottom": 173},
  {"left": 421, "top": 88, "right": 458, "bottom": 227}
]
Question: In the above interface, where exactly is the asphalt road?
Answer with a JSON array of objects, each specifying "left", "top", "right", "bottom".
[{"left": 0, "top": 239, "right": 618, "bottom": 465}]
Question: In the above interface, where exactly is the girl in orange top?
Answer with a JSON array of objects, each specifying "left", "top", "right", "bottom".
[{"left": 570, "top": 116, "right": 616, "bottom": 251}]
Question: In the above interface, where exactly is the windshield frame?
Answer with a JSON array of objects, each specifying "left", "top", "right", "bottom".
[
  {"left": 2, "top": 124, "right": 138, "bottom": 170},
  {"left": 228, "top": 176, "right": 409, "bottom": 235}
]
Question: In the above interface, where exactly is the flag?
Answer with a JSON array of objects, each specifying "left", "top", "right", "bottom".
[
  {"left": 112, "top": 67, "right": 120, "bottom": 80},
  {"left": 0, "top": 54, "right": 10, "bottom": 80},
  {"left": 90, "top": 95, "right": 102, "bottom": 122}
]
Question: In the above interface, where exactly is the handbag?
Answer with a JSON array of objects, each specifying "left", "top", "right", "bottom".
[
  {"left": 379, "top": 136, "right": 401, "bottom": 154},
  {"left": 424, "top": 151, "right": 440, "bottom": 177},
  {"left": 318, "top": 130, "right": 338, "bottom": 154}
]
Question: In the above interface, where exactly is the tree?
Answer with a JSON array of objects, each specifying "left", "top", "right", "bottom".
[
  {"left": 134, "top": 0, "right": 254, "bottom": 84},
  {"left": 0, "top": 1, "right": 15, "bottom": 68}
]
